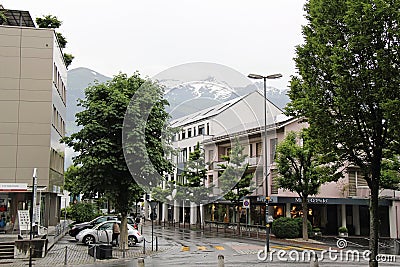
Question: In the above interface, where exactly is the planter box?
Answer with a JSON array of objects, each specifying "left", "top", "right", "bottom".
[
  {"left": 14, "top": 239, "right": 48, "bottom": 259},
  {"left": 339, "top": 232, "right": 348, "bottom": 237},
  {"left": 313, "top": 231, "right": 322, "bottom": 237}
]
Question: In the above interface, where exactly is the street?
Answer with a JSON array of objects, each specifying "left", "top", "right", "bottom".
[{"left": 2, "top": 223, "right": 399, "bottom": 266}]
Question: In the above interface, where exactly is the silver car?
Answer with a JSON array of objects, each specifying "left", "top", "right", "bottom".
[{"left": 75, "top": 220, "right": 143, "bottom": 246}]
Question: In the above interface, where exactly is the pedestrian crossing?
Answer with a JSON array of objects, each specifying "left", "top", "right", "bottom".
[{"left": 180, "top": 245, "right": 225, "bottom": 252}]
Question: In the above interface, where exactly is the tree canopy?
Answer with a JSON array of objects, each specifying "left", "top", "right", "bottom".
[
  {"left": 35, "top": 14, "right": 74, "bottom": 67},
  {"left": 275, "top": 130, "right": 341, "bottom": 239},
  {"left": 287, "top": 0, "right": 400, "bottom": 265},
  {"left": 62, "top": 73, "right": 171, "bottom": 248}
]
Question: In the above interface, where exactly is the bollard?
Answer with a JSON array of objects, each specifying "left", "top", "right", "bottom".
[
  {"left": 29, "top": 246, "right": 33, "bottom": 267},
  {"left": 141, "top": 225, "right": 143, "bottom": 235},
  {"left": 123, "top": 241, "right": 126, "bottom": 258},
  {"left": 143, "top": 238, "right": 146, "bottom": 254},
  {"left": 138, "top": 258, "right": 145, "bottom": 267},
  {"left": 257, "top": 227, "right": 259, "bottom": 239},
  {"left": 310, "top": 255, "right": 319, "bottom": 267},
  {"left": 156, "top": 236, "right": 158, "bottom": 251},
  {"left": 93, "top": 245, "right": 97, "bottom": 262},
  {"left": 218, "top": 254, "right": 224, "bottom": 267},
  {"left": 64, "top": 246, "right": 68, "bottom": 266}
]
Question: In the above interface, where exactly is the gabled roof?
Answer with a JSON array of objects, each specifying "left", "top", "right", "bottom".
[{"left": 169, "top": 93, "right": 249, "bottom": 127}]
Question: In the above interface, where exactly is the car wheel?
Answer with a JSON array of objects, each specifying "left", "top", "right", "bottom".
[
  {"left": 83, "top": 235, "right": 96, "bottom": 245},
  {"left": 128, "top": 236, "right": 137, "bottom": 247}
]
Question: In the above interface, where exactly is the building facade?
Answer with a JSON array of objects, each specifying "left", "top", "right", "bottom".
[
  {"left": 146, "top": 91, "right": 282, "bottom": 224},
  {"left": 203, "top": 116, "right": 400, "bottom": 238},
  {"left": 0, "top": 8, "right": 67, "bottom": 230}
]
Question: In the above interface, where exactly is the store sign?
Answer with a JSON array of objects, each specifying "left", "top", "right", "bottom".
[
  {"left": 294, "top": 197, "right": 328, "bottom": 204},
  {"left": 0, "top": 183, "right": 28, "bottom": 191}
]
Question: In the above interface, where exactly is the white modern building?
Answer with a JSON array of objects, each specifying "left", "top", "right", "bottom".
[
  {"left": 0, "top": 7, "right": 67, "bottom": 230},
  {"left": 148, "top": 91, "right": 282, "bottom": 225}
]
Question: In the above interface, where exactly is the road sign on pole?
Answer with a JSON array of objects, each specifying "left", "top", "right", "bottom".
[{"left": 242, "top": 199, "right": 250, "bottom": 209}]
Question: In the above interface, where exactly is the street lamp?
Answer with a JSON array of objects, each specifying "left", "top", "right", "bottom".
[{"left": 248, "top": 73, "right": 282, "bottom": 253}]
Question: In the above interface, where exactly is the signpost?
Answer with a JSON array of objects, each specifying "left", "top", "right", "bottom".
[
  {"left": 148, "top": 200, "right": 158, "bottom": 251},
  {"left": 243, "top": 199, "right": 250, "bottom": 229}
]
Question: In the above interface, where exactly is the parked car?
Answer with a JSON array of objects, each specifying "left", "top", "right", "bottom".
[
  {"left": 69, "top": 215, "right": 137, "bottom": 237},
  {"left": 75, "top": 220, "right": 143, "bottom": 246}
]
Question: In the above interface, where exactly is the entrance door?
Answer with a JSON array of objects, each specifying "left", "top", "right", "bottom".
[{"left": 325, "top": 205, "right": 338, "bottom": 235}]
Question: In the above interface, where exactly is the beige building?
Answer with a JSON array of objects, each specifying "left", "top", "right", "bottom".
[{"left": 0, "top": 8, "right": 66, "bottom": 229}]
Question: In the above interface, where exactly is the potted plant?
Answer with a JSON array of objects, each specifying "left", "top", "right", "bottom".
[
  {"left": 338, "top": 226, "right": 348, "bottom": 237},
  {"left": 312, "top": 227, "right": 322, "bottom": 237}
]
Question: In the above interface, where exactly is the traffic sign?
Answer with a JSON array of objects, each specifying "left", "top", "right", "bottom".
[{"left": 243, "top": 199, "right": 250, "bottom": 208}]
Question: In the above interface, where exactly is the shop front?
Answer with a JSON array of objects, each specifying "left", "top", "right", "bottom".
[{"left": 270, "top": 196, "right": 391, "bottom": 237}]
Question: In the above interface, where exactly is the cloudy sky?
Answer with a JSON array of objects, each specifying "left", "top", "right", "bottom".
[{"left": 3, "top": 0, "right": 307, "bottom": 90}]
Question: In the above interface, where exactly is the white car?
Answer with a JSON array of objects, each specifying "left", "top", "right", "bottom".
[{"left": 75, "top": 220, "right": 143, "bottom": 246}]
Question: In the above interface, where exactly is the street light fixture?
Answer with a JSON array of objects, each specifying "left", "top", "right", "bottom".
[{"left": 248, "top": 73, "right": 282, "bottom": 254}]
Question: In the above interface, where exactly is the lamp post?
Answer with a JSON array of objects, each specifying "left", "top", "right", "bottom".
[{"left": 248, "top": 73, "right": 282, "bottom": 253}]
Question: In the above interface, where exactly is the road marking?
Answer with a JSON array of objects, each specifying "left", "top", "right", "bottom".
[
  {"left": 299, "top": 245, "right": 325, "bottom": 251},
  {"left": 198, "top": 246, "right": 207, "bottom": 251},
  {"left": 182, "top": 246, "right": 190, "bottom": 251},
  {"left": 271, "top": 245, "right": 325, "bottom": 251},
  {"left": 214, "top": 246, "right": 225, "bottom": 250},
  {"left": 271, "top": 245, "right": 291, "bottom": 250}
]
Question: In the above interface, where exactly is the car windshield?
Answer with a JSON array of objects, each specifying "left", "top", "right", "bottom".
[{"left": 93, "top": 217, "right": 107, "bottom": 224}]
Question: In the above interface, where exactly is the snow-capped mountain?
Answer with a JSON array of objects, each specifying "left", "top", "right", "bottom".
[{"left": 163, "top": 79, "right": 290, "bottom": 119}]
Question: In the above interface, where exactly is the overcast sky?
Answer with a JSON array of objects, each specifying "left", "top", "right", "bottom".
[{"left": 3, "top": 0, "right": 307, "bottom": 90}]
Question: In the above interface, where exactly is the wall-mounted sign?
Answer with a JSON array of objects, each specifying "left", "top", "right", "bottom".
[
  {"left": 294, "top": 197, "right": 328, "bottom": 204},
  {"left": 0, "top": 183, "right": 28, "bottom": 192}
]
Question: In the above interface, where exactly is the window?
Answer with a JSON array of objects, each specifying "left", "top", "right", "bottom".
[
  {"left": 208, "top": 150, "right": 214, "bottom": 162},
  {"left": 198, "top": 125, "right": 205, "bottom": 135},
  {"left": 256, "top": 142, "right": 262, "bottom": 157},
  {"left": 187, "top": 128, "right": 192, "bottom": 138},
  {"left": 208, "top": 175, "right": 213, "bottom": 185},
  {"left": 193, "top": 127, "right": 196, "bottom": 136},
  {"left": 182, "top": 130, "right": 186, "bottom": 139},
  {"left": 207, "top": 123, "right": 210, "bottom": 135},
  {"left": 270, "top": 138, "right": 278, "bottom": 162}
]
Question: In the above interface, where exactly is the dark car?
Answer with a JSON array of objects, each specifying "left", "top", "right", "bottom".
[{"left": 69, "top": 215, "right": 136, "bottom": 237}]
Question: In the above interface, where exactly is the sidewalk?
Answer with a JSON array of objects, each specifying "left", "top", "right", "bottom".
[{"left": 0, "top": 222, "right": 174, "bottom": 266}]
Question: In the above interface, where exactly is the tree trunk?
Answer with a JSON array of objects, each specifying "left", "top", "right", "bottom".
[
  {"left": 302, "top": 197, "right": 308, "bottom": 240},
  {"left": 120, "top": 212, "right": 128, "bottom": 250},
  {"left": 369, "top": 179, "right": 379, "bottom": 267}
]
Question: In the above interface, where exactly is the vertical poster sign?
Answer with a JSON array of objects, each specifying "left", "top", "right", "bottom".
[
  {"left": 17, "top": 210, "right": 30, "bottom": 234},
  {"left": 32, "top": 168, "right": 37, "bottom": 226}
]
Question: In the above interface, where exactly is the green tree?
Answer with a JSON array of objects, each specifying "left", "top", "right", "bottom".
[
  {"left": 36, "top": 15, "right": 62, "bottom": 28},
  {"left": 69, "top": 202, "right": 98, "bottom": 223},
  {"left": 275, "top": 131, "right": 341, "bottom": 240},
  {"left": 181, "top": 142, "right": 213, "bottom": 224},
  {"left": 35, "top": 15, "right": 74, "bottom": 67},
  {"left": 62, "top": 73, "right": 172, "bottom": 249},
  {"left": 64, "top": 165, "right": 82, "bottom": 203},
  {"left": 218, "top": 139, "right": 254, "bottom": 233},
  {"left": 287, "top": 0, "right": 400, "bottom": 265}
]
